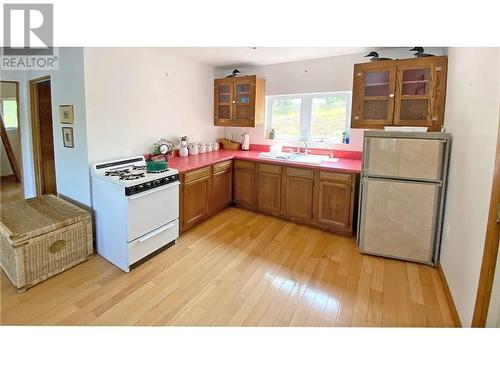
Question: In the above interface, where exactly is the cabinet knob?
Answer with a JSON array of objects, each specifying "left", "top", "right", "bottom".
[
  {"left": 354, "top": 115, "right": 359, "bottom": 120},
  {"left": 389, "top": 94, "right": 394, "bottom": 98},
  {"left": 232, "top": 100, "right": 236, "bottom": 104}
]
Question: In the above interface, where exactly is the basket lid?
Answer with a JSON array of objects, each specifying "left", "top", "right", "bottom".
[{"left": 0, "top": 195, "right": 90, "bottom": 245}]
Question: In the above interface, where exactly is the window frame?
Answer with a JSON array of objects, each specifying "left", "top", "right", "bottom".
[{"left": 265, "top": 91, "right": 352, "bottom": 143}]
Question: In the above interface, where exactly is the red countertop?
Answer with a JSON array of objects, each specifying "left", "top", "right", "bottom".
[{"left": 167, "top": 149, "right": 362, "bottom": 174}]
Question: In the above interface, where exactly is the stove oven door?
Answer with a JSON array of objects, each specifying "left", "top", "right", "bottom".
[{"left": 126, "top": 182, "right": 179, "bottom": 242}]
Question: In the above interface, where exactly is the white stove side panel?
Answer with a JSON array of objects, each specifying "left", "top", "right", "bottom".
[{"left": 92, "top": 178, "right": 129, "bottom": 271}]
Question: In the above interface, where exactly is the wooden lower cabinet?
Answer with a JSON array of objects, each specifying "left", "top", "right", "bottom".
[
  {"left": 314, "top": 171, "right": 356, "bottom": 235},
  {"left": 180, "top": 169, "right": 212, "bottom": 232},
  {"left": 181, "top": 159, "right": 357, "bottom": 236},
  {"left": 282, "top": 167, "right": 314, "bottom": 222},
  {"left": 234, "top": 160, "right": 255, "bottom": 209},
  {"left": 180, "top": 162, "right": 233, "bottom": 233},
  {"left": 212, "top": 161, "right": 233, "bottom": 213},
  {"left": 234, "top": 162, "right": 357, "bottom": 235},
  {"left": 257, "top": 163, "right": 282, "bottom": 215}
]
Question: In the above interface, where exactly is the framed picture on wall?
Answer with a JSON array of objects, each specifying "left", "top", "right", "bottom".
[
  {"left": 59, "top": 105, "right": 74, "bottom": 124},
  {"left": 62, "top": 127, "right": 74, "bottom": 148}
]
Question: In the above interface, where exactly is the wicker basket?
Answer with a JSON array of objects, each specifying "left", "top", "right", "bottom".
[
  {"left": 218, "top": 138, "right": 241, "bottom": 150},
  {"left": 0, "top": 195, "right": 93, "bottom": 291}
]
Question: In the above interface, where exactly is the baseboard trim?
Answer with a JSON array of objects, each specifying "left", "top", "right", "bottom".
[{"left": 437, "top": 262, "right": 462, "bottom": 327}]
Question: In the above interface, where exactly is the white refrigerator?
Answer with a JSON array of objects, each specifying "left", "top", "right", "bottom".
[{"left": 357, "top": 131, "right": 451, "bottom": 266}]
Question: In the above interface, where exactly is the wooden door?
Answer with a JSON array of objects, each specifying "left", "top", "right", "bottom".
[
  {"left": 234, "top": 160, "right": 255, "bottom": 209},
  {"left": 315, "top": 172, "right": 354, "bottom": 233},
  {"left": 351, "top": 63, "right": 397, "bottom": 128},
  {"left": 34, "top": 80, "right": 57, "bottom": 195},
  {"left": 212, "top": 161, "right": 233, "bottom": 213},
  {"left": 394, "top": 56, "right": 447, "bottom": 130},
  {"left": 214, "top": 78, "right": 233, "bottom": 126},
  {"left": 282, "top": 167, "right": 314, "bottom": 222},
  {"left": 232, "top": 76, "right": 256, "bottom": 127},
  {"left": 181, "top": 172, "right": 212, "bottom": 232}
]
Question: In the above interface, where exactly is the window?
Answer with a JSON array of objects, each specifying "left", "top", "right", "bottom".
[
  {"left": 1, "top": 100, "right": 18, "bottom": 129},
  {"left": 266, "top": 92, "right": 351, "bottom": 142}
]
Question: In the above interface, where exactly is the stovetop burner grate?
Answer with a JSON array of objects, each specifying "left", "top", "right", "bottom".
[{"left": 119, "top": 173, "right": 146, "bottom": 180}]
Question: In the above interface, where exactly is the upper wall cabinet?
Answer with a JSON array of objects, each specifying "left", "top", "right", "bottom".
[
  {"left": 351, "top": 56, "right": 448, "bottom": 131},
  {"left": 214, "top": 75, "right": 265, "bottom": 127}
]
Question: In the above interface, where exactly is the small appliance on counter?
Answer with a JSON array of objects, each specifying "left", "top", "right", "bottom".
[{"left": 242, "top": 132, "right": 250, "bottom": 151}]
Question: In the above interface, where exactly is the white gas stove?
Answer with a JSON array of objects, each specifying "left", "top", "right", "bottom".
[{"left": 91, "top": 156, "right": 179, "bottom": 271}]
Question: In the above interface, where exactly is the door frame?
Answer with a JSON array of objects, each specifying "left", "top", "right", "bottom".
[
  {"left": 29, "top": 75, "right": 53, "bottom": 196},
  {"left": 472, "top": 109, "right": 500, "bottom": 327}
]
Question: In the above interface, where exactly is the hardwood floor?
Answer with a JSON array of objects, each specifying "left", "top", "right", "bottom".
[
  {"left": 0, "top": 179, "right": 23, "bottom": 204},
  {"left": 0, "top": 207, "right": 455, "bottom": 326}
]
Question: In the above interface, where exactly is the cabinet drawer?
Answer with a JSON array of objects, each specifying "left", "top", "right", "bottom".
[
  {"left": 234, "top": 160, "right": 255, "bottom": 170},
  {"left": 213, "top": 160, "right": 232, "bottom": 174},
  {"left": 183, "top": 166, "right": 211, "bottom": 182},
  {"left": 258, "top": 163, "right": 281, "bottom": 174},
  {"left": 286, "top": 167, "right": 313, "bottom": 179},
  {"left": 319, "top": 171, "right": 352, "bottom": 183}
]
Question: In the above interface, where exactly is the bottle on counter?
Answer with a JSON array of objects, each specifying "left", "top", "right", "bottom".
[{"left": 269, "top": 128, "right": 275, "bottom": 140}]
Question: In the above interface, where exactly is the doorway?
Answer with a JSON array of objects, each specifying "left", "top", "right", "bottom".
[
  {"left": 29, "top": 76, "right": 57, "bottom": 196},
  {"left": 0, "top": 80, "right": 23, "bottom": 203}
]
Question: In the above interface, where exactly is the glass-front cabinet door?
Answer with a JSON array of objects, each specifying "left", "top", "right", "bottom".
[
  {"left": 214, "top": 79, "right": 233, "bottom": 125},
  {"left": 232, "top": 77, "right": 255, "bottom": 126},
  {"left": 393, "top": 58, "right": 447, "bottom": 130},
  {"left": 351, "top": 64, "right": 397, "bottom": 127},
  {"left": 394, "top": 62, "right": 433, "bottom": 126}
]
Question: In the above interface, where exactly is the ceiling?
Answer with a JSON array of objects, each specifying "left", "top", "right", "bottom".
[{"left": 164, "top": 47, "right": 375, "bottom": 68}]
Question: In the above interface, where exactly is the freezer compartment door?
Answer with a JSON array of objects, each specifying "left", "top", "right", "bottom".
[
  {"left": 365, "top": 137, "right": 445, "bottom": 180},
  {"left": 359, "top": 178, "right": 440, "bottom": 264}
]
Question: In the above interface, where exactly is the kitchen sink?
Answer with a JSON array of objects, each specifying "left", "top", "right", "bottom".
[{"left": 258, "top": 152, "right": 337, "bottom": 165}]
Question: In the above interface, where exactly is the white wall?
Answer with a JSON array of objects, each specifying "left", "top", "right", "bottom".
[
  {"left": 439, "top": 47, "right": 500, "bottom": 326},
  {"left": 216, "top": 47, "right": 447, "bottom": 151},
  {"left": 84, "top": 48, "right": 224, "bottom": 163}
]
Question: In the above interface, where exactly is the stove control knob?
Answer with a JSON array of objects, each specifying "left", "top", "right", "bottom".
[
  {"left": 146, "top": 182, "right": 152, "bottom": 188},
  {"left": 138, "top": 185, "right": 144, "bottom": 191},
  {"left": 153, "top": 180, "right": 160, "bottom": 187},
  {"left": 170, "top": 176, "right": 176, "bottom": 181}
]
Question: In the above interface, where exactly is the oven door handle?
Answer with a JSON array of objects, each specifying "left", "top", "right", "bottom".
[
  {"left": 138, "top": 221, "right": 177, "bottom": 243},
  {"left": 128, "top": 181, "right": 179, "bottom": 200}
]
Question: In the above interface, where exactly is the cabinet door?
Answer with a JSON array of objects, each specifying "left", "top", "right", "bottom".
[
  {"left": 214, "top": 79, "right": 233, "bottom": 126},
  {"left": 181, "top": 175, "right": 212, "bottom": 231},
  {"left": 234, "top": 167, "right": 255, "bottom": 209},
  {"left": 213, "top": 168, "right": 233, "bottom": 212},
  {"left": 282, "top": 168, "right": 314, "bottom": 222},
  {"left": 316, "top": 179, "right": 353, "bottom": 232},
  {"left": 352, "top": 64, "right": 397, "bottom": 127},
  {"left": 394, "top": 57, "right": 447, "bottom": 130},
  {"left": 232, "top": 77, "right": 256, "bottom": 127},
  {"left": 257, "top": 171, "right": 281, "bottom": 214}
]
